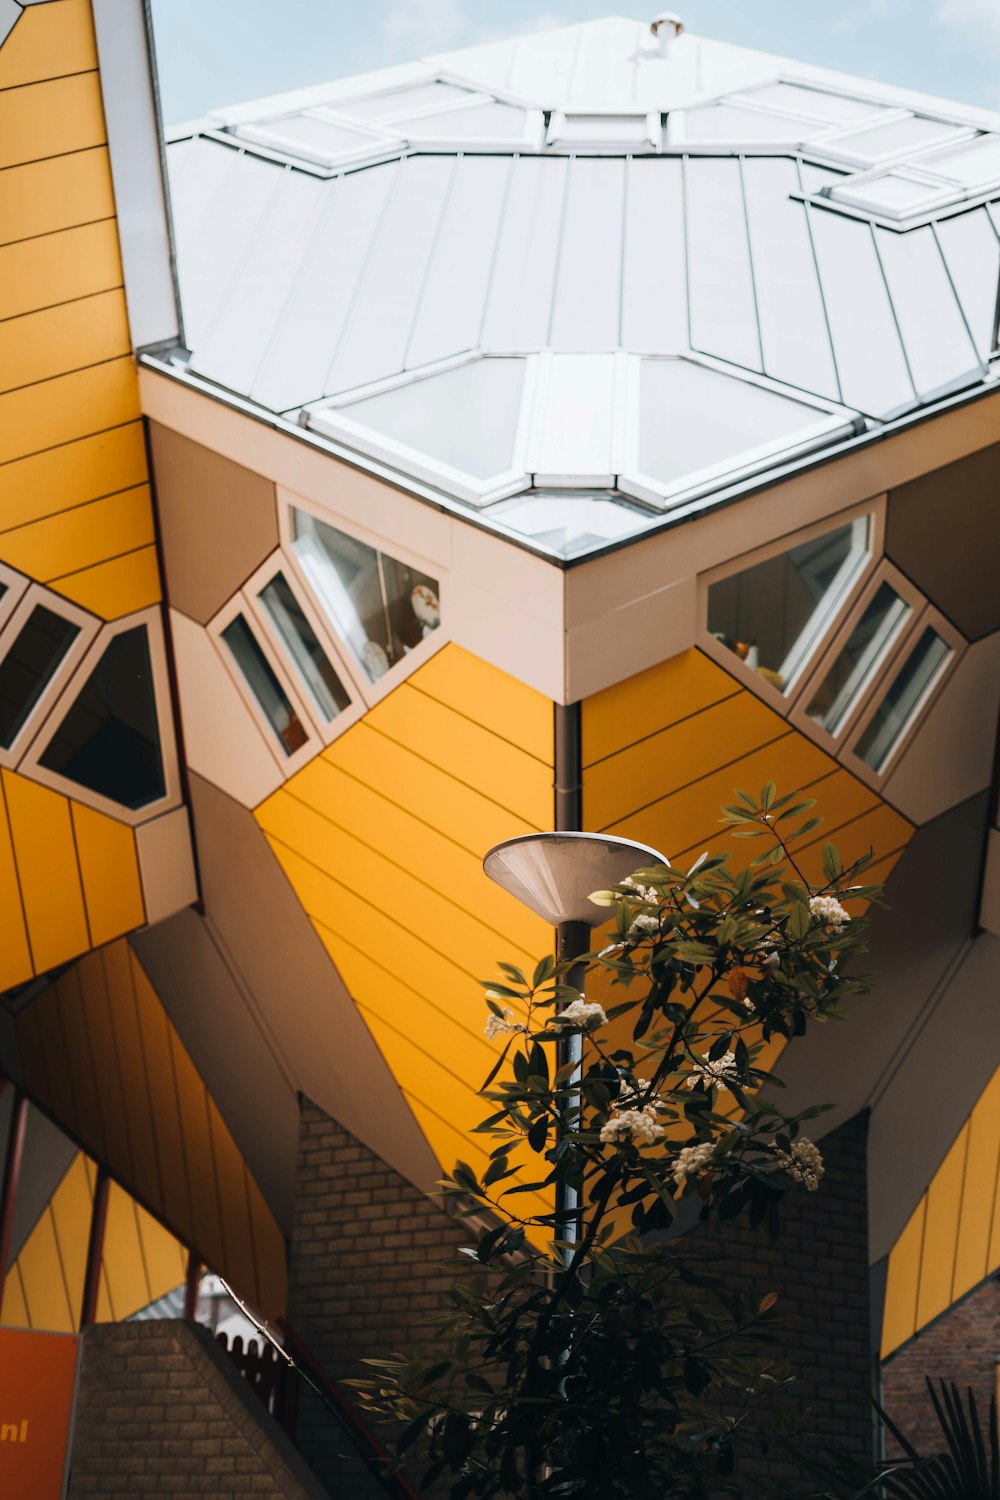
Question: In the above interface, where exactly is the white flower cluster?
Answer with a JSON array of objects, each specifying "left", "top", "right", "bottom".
[
  {"left": 551, "top": 998, "right": 608, "bottom": 1031},
  {"left": 599, "top": 1104, "right": 664, "bottom": 1147},
  {"left": 622, "top": 877, "right": 662, "bottom": 899},
  {"left": 684, "top": 1051, "right": 740, "bottom": 1092},
  {"left": 628, "top": 912, "right": 661, "bottom": 939},
  {"left": 775, "top": 1137, "right": 824, "bottom": 1192},
  {"left": 808, "top": 894, "right": 850, "bottom": 932},
  {"left": 484, "top": 1007, "right": 520, "bottom": 1041},
  {"left": 671, "top": 1141, "right": 715, "bottom": 1187}
]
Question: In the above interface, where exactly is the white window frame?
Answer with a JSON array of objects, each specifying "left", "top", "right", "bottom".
[
  {"left": 546, "top": 110, "right": 662, "bottom": 153},
  {"left": 788, "top": 559, "right": 925, "bottom": 753},
  {"left": 305, "top": 352, "right": 536, "bottom": 507},
  {"left": 0, "top": 561, "right": 29, "bottom": 635},
  {"left": 323, "top": 79, "right": 485, "bottom": 125},
  {"left": 382, "top": 96, "right": 545, "bottom": 152},
  {"left": 209, "top": 593, "right": 323, "bottom": 777},
  {"left": 241, "top": 553, "right": 366, "bottom": 749},
  {"left": 727, "top": 80, "right": 890, "bottom": 129},
  {"left": 697, "top": 497, "right": 885, "bottom": 715},
  {"left": 808, "top": 113, "right": 978, "bottom": 172},
  {"left": 0, "top": 586, "right": 101, "bottom": 771},
  {"left": 232, "top": 112, "right": 405, "bottom": 172},
  {"left": 278, "top": 490, "right": 450, "bottom": 711},
  {"left": 19, "top": 607, "right": 183, "bottom": 827},
  {"left": 618, "top": 353, "right": 861, "bottom": 513}
]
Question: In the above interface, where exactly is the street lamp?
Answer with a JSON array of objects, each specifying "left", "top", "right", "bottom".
[{"left": 483, "top": 831, "right": 668, "bottom": 1259}]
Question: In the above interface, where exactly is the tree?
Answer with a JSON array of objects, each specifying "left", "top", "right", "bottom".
[{"left": 356, "top": 785, "right": 884, "bottom": 1498}]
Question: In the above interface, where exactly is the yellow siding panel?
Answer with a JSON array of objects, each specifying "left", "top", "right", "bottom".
[
  {"left": 75, "top": 950, "right": 135, "bottom": 1186},
  {"left": 915, "top": 1129, "right": 968, "bottom": 1330},
  {"left": 169, "top": 1036, "right": 226, "bottom": 1275},
  {"left": 55, "top": 966, "right": 106, "bottom": 1159},
  {"left": 587, "top": 690, "right": 784, "bottom": 831},
  {"left": 134, "top": 1200, "right": 187, "bottom": 1304},
  {"left": 0, "top": 0, "right": 97, "bottom": 90},
  {"left": 1, "top": 1265, "right": 30, "bottom": 1328},
  {"left": 15, "top": 1207, "right": 74, "bottom": 1333},
  {"left": 0, "top": 71, "right": 106, "bottom": 172},
  {"left": 48, "top": 1153, "right": 94, "bottom": 1331},
  {"left": 582, "top": 648, "right": 740, "bottom": 767},
  {"left": 0, "top": 147, "right": 115, "bottom": 249},
  {"left": 246, "top": 1176, "right": 288, "bottom": 1322},
  {"left": 130, "top": 957, "right": 195, "bottom": 1247},
  {"left": 2, "top": 770, "right": 90, "bottom": 972},
  {"left": 365, "top": 682, "right": 552, "bottom": 827},
  {"left": 71, "top": 803, "right": 146, "bottom": 948},
  {"left": 208, "top": 1101, "right": 259, "bottom": 1301},
  {"left": 51, "top": 543, "right": 161, "bottom": 618},
  {"left": 0, "top": 218, "right": 121, "bottom": 323},
  {"left": 412, "top": 643, "right": 554, "bottom": 764},
  {"left": 0, "top": 777, "right": 32, "bottom": 990},
  {"left": 0, "top": 288, "right": 131, "bottom": 395},
  {"left": 101, "top": 941, "right": 164, "bottom": 1220},
  {"left": 0, "top": 357, "right": 139, "bottom": 467},
  {"left": 327, "top": 722, "right": 540, "bottom": 856},
  {"left": 794, "top": 802, "right": 913, "bottom": 887},
  {"left": 1, "top": 480, "right": 154, "bottom": 579},
  {"left": 99, "top": 1183, "right": 153, "bottom": 1321},
  {"left": 953, "top": 1066, "right": 1000, "bottom": 1301},
  {"left": 881, "top": 1198, "right": 926, "bottom": 1358},
  {"left": 0, "top": 422, "right": 148, "bottom": 533}
]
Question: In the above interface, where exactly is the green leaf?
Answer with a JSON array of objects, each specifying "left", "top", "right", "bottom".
[
  {"left": 760, "top": 781, "right": 776, "bottom": 811},
  {"left": 532, "top": 953, "right": 555, "bottom": 988}
]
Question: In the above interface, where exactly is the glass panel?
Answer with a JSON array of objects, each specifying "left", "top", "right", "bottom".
[
  {"left": 0, "top": 605, "right": 79, "bottom": 749},
  {"left": 679, "top": 103, "right": 817, "bottom": 144},
  {"left": 927, "top": 135, "right": 1000, "bottom": 188},
  {"left": 291, "top": 510, "right": 441, "bottom": 684},
  {"left": 707, "top": 519, "right": 869, "bottom": 693},
  {"left": 829, "top": 115, "right": 968, "bottom": 165},
  {"left": 744, "top": 83, "right": 883, "bottom": 124},
  {"left": 236, "top": 114, "right": 382, "bottom": 167},
  {"left": 554, "top": 114, "right": 652, "bottom": 144},
  {"left": 805, "top": 582, "right": 910, "bottom": 733},
  {"left": 400, "top": 102, "right": 528, "bottom": 141},
  {"left": 830, "top": 173, "right": 949, "bottom": 216},
  {"left": 855, "top": 626, "right": 950, "bottom": 772},
  {"left": 38, "top": 627, "right": 165, "bottom": 808},
  {"left": 257, "top": 572, "right": 351, "bottom": 723},
  {"left": 221, "top": 615, "right": 308, "bottom": 756},
  {"left": 334, "top": 82, "right": 472, "bottom": 121}
]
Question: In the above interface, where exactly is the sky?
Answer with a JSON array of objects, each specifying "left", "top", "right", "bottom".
[{"left": 149, "top": 0, "right": 1000, "bottom": 124}]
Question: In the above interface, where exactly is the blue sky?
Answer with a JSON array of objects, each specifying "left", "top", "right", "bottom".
[{"left": 149, "top": 0, "right": 1000, "bottom": 123}]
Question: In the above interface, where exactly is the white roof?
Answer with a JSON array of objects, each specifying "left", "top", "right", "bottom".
[{"left": 163, "top": 16, "right": 1000, "bottom": 560}]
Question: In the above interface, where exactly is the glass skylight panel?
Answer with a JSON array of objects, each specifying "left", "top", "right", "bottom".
[
  {"left": 334, "top": 81, "right": 472, "bottom": 122},
  {"left": 804, "top": 582, "right": 910, "bottom": 733},
  {"left": 707, "top": 519, "right": 870, "bottom": 694},
  {"left": 0, "top": 605, "right": 79, "bottom": 750},
  {"left": 396, "top": 101, "right": 541, "bottom": 150},
  {"left": 817, "top": 114, "right": 971, "bottom": 168},
  {"left": 738, "top": 83, "right": 882, "bottom": 125},
  {"left": 222, "top": 615, "right": 308, "bottom": 756},
  {"left": 234, "top": 112, "right": 399, "bottom": 169},
  {"left": 486, "top": 493, "right": 650, "bottom": 558},
  {"left": 547, "top": 113, "right": 660, "bottom": 150},
  {"left": 290, "top": 511, "right": 440, "bottom": 684},
  {"left": 854, "top": 625, "right": 951, "bottom": 771},
  {"left": 828, "top": 171, "right": 956, "bottom": 218},
  {"left": 257, "top": 572, "right": 351, "bottom": 724},
  {"left": 923, "top": 135, "right": 1000, "bottom": 188},
  {"left": 672, "top": 103, "right": 819, "bottom": 146}
]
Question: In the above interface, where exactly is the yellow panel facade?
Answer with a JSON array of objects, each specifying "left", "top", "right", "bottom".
[
  {"left": 914, "top": 1129, "right": 968, "bottom": 1330},
  {"left": 0, "top": 423, "right": 148, "bottom": 532},
  {"left": 2, "top": 770, "right": 90, "bottom": 972},
  {"left": 0, "top": 776, "right": 32, "bottom": 989},
  {"left": 0, "top": 69, "right": 107, "bottom": 170},
  {"left": 70, "top": 803, "right": 146, "bottom": 947},
  {"left": 0, "top": 147, "right": 115, "bottom": 247},
  {"left": 0, "top": 0, "right": 98, "bottom": 90},
  {"left": 0, "top": 484, "right": 155, "bottom": 583},
  {"left": 0, "top": 216, "right": 122, "bottom": 323},
  {"left": 50, "top": 544, "right": 162, "bottom": 618},
  {"left": 0, "top": 287, "right": 131, "bottom": 394},
  {"left": 881, "top": 1199, "right": 926, "bottom": 1359}
]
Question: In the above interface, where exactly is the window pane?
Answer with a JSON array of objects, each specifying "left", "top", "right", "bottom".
[
  {"left": 221, "top": 615, "right": 308, "bottom": 757},
  {"left": 290, "top": 510, "right": 441, "bottom": 684},
  {"left": 38, "top": 627, "right": 165, "bottom": 808},
  {"left": 855, "top": 626, "right": 950, "bottom": 772},
  {"left": 257, "top": 572, "right": 351, "bottom": 723},
  {"left": 805, "top": 582, "right": 910, "bottom": 733},
  {"left": 707, "top": 519, "right": 869, "bottom": 692},
  {"left": 0, "top": 605, "right": 79, "bottom": 749}
]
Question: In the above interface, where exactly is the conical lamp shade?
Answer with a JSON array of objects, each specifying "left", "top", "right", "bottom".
[{"left": 483, "top": 831, "right": 669, "bottom": 928}]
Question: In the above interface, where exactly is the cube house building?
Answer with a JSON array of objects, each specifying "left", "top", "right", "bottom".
[{"left": 0, "top": 2, "right": 999, "bottom": 1493}]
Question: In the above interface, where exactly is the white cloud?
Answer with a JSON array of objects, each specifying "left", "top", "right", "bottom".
[
  {"left": 937, "top": 0, "right": 1000, "bottom": 50},
  {"left": 380, "top": 0, "right": 562, "bottom": 60}
]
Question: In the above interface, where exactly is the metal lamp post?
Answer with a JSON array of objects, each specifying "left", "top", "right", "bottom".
[{"left": 483, "top": 831, "right": 668, "bottom": 1260}]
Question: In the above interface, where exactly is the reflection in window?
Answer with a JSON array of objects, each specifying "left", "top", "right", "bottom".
[
  {"left": 39, "top": 627, "right": 165, "bottom": 808},
  {"left": 222, "top": 615, "right": 308, "bottom": 757},
  {"left": 0, "top": 605, "right": 79, "bottom": 749},
  {"left": 855, "top": 626, "right": 950, "bottom": 772},
  {"left": 805, "top": 582, "right": 910, "bottom": 734},
  {"left": 257, "top": 573, "right": 351, "bottom": 724},
  {"left": 707, "top": 518, "right": 869, "bottom": 693},
  {"left": 290, "top": 510, "right": 441, "bottom": 684}
]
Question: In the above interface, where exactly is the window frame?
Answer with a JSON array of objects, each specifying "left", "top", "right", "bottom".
[
  {"left": 241, "top": 553, "right": 366, "bottom": 748},
  {"left": 0, "top": 561, "right": 30, "bottom": 636},
  {"left": 231, "top": 112, "right": 405, "bottom": 171},
  {"left": 546, "top": 110, "right": 662, "bottom": 153},
  {"left": 18, "top": 606, "right": 183, "bottom": 826},
  {"left": 209, "top": 592, "right": 324, "bottom": 776},
  {"left": 840, "top": 602, "right": 965, "bottom": 786},
  {"left": 0, "top": 585, "right": 101, "bottom": 771},
  {"left": 696, "top": 497, "right": 885, "bottom": 714},
  {"left": 787, "top": 559, "right": 925, "bottom": 754},
  {"left": 278, "top": 490, "right": 450, "bottom": 711}
]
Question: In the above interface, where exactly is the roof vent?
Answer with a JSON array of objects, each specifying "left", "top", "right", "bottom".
[{"left": 650, "top": 11, "right": 683, "bottom": 57}]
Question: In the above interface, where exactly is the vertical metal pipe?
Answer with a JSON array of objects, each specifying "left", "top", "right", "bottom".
[
  {"left": 183, "top": 1250, "right": 203, "bottom": 1321},
  {"left": 80, "top": 1167, "right": 111, "bottom": 1328},
  {"left": 0, "top": 1093, "right": 28, "bottom": 1321},
  {"left": 553, "top": 703, "right": 582, "bottom": 833},
  {"left": 553, "top": 703, "right": 586, "bottom": 1265},
  {"left": 555, "top": 920, "right": 590, "bottom": 1267}
]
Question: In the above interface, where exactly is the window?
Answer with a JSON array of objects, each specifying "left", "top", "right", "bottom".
[
  {"left": 852, "top": 625, "right": 952, "bottom": 772},
  {"left": 803, "top": 580, "right": 910, "bottom": 734},
  {"left": 706, "top": 516, "right": 870, "bottom": 694},
  {"left": 255, "top": 571, "right": 352, "bottom": 724},
  {"left": 232, "top": 112, "right": 402, "bottom": 171},
  {"left": 37, "top": 626, "right": 166, "bottom": 810},
  {"left": 547, "top": 112, "right": 661, "bottom": 151},
  {"left": 221, "top": 614, "right": 309, "bottom": 757},
  {"left": 289, "top": 510, "right": 441, "bottom": 685},
  {"left": 0, "top": 605, "right": 80, "bottom": 750}
]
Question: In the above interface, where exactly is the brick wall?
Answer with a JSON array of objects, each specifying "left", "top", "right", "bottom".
[
  {"left": 287, "top": 1096, "right": 467, "bottom": 1494},
  {"left": 67, "top": 1319, "right": 329, "bottom": 1498},
  {"left": 695, "top": 1110, "right": 875, "bottom": 1479},
  {"left": 881, "top": 1276, "right": 1000, "bottom": 1454}
]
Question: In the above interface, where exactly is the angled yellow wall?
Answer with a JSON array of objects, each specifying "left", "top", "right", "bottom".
[
  {"left": 255, "top": 643, "right": 554, "bottom": 1212},
  {"left": 0, "top": 0, "right": 159, "bottom": 619},
  {"left": 881, "top": 1064, "right": 1000, "bottom": 1358}
]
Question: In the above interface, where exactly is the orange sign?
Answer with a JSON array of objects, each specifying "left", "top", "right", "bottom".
[{"left": 0, "top": 1328, "right": 78, "bottom": 1499}]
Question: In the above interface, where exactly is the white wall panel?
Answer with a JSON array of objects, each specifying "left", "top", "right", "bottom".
[
  {"left": 876, "top": 225, "right": 982, "bottom": 399},
  {"left": 934, "top": 209, "right": 1000, "bottom": 366},
  {"left": 685, "top": 158, "right": 761, "bottom": 371},
  {"left": 481, "top": 157, "right": 567, "bottom": 351},
  {"left": 549, "top": 158, "right": 626, "bottom": 350},
  {"left": 620, "top": 158, "right": 688, "bottom": 352}
]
